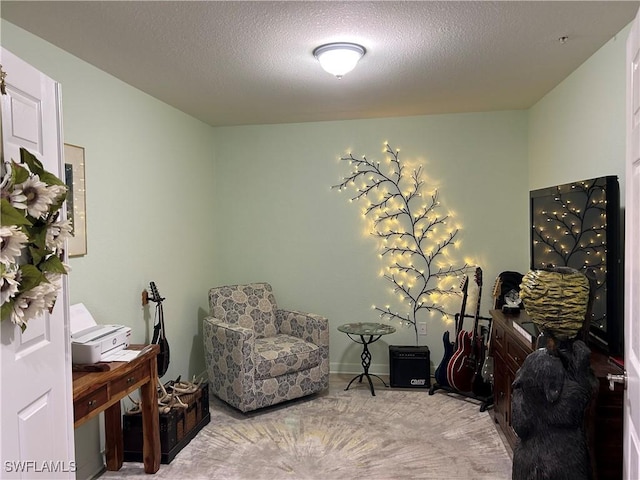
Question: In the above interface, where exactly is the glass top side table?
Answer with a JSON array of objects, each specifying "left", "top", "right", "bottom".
[{"left": 338, "top": 322, "right": 396, "bottom": 396}]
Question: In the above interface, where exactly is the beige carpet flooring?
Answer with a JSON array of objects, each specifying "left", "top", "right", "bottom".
[{"left": 101, "top": 374, "right": 512, "bottom": 479}]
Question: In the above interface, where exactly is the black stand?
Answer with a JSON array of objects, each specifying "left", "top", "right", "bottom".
[
  {"left": 344, "top": 334, "right": 389, "bottom": 396},
  {"left": 428, "top": 383, "right": 494, "bottom": 412},
  {"left": 428, "top": 314, "right": 494, "bottom": 412}
]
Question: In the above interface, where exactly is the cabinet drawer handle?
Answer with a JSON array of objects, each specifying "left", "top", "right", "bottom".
[
  {"left": 88, "top": 399, "right": 97, "bottom": 407},
  {"left": 126, "top": 377, "right": 135, "bottom": 384}
]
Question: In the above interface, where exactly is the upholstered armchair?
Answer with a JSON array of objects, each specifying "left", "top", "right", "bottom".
[{"left": 203, "top": 283, "right": 329, "bottom": 412}]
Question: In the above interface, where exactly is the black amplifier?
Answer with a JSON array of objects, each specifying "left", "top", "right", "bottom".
[{"left": 389, "top": 345, "right": 431, "bottom": 388}]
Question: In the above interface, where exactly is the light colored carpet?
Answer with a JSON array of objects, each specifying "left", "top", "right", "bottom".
[{"left": 102, "top": 375, "right": 512, "bottom": 479}]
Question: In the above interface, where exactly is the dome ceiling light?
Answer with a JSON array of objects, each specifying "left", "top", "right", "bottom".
[{"left": 313, "top": 42, "right": 366, "bottom": 79}]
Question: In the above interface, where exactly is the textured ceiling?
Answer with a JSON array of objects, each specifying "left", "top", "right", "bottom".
[{"left": 2, "top": 1, "right": 639, "bottom": 127}]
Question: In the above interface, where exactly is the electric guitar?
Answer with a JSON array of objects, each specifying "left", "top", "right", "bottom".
[
  {"left": 471, "top": 269, "right": 492, "bottom": 397},
  {"left": 149, "top": 281, "right": 170, "bottom": 377},
  {"left": 434, "top": 276, "right": 469, "bottom": 387},
  {"left": 447, "top": 267, "right": 483, "bottom": 393},
  {"left": 479, "top": 275, "right": 504, "bottom": 386}
]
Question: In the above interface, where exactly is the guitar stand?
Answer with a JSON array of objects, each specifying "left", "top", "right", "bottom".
[
  {"left": 429, "top": 314, "right": 494, "bottom": 412},
  {"left": 428, "top": 383, "right": 494, "bottom": 412}
]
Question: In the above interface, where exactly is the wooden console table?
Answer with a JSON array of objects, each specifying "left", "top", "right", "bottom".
[
  {"left": 489, "top": 309, "right": 624, "bottom": 480},
  {"left": 72, "top": 344, "right": 161, "bottom": 474}
]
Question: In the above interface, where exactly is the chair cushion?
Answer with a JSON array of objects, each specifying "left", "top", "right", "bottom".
[
  {"left": 254, "top": 334, "right": 321, "bottom": 380},
  {"left": 209, "top": 283, "right": 278, "bottom": 338}
]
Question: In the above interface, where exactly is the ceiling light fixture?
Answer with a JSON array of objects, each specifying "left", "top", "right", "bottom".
[{"left": 313, "top": 42, "right": 366, "bottom": 79}]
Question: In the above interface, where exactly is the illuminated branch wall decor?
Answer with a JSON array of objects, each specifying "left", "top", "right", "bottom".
[{"left": 333, "top": 143, "right": 469, "bottom": 344}]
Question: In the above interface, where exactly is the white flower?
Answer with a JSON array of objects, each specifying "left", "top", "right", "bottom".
[
  {"left": 40, "top": 283, "right": 58, "bottom": 310},
  {"left": 9, "top": 294, "right": 28, "bottom": 329},
  {"left": 47, "top": 184, "right": 67, "bottom": 204},
  {"left": 18, "top": 286, "right": 47, "bottom": 324},
  {"left": 0, "top": 268, "right": 20, "bottom": 305},
  {"left": 42, "top": 273, "right": 66, "bottom": 308},
  {"left": 1, "top": 182, "right": 27, "bottom": 210},
  {"left": 0, "top": 169, "right": 10, "bottom": 191},
  {"left": 46, "top": 219, "right": 73, "bottom": 251},
  {"left": 0, "top": 225, "right": 28, "bottom": 266},
  {"left": 20, "top": 174, "right": 55, "bottom": 218}
]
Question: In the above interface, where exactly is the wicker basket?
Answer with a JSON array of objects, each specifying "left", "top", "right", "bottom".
[{"left": 520, "top": 268, "right": 590, "bottom": 341}]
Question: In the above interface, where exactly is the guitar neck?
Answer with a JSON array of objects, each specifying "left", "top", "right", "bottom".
[
  {"left": 473, "top": 285, "right": 483, "bottom": 334},
  {"left": 472, "top": 267, "right": 483, "bottom": 335},
  {"left": 456, "top": 276, "right": 469, "bottom": 335}
]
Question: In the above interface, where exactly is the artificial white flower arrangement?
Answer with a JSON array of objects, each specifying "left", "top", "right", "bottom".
[{"left": 1, "top": 147, "right": 71, "bottom": 331}]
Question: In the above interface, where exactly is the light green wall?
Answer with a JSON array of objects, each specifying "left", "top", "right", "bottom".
[
  {"left": 2, "top": 21, "right": 217, "bottom": 376},
  {"left": 2, "top": 20, "right": 218, "bottom": 479},
  {"left": 529, "top": 24, "right": 630, "bottom": 201},
  {"left": 211, "top": 114, "right": 530, "bottom": 374}
]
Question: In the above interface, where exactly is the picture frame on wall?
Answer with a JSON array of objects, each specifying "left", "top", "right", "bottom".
[{"left": 64, "top": 143, "right": 87, "bottom": 257}]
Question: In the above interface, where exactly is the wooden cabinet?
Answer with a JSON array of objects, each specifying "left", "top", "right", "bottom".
[
  {"left": 490, "top": 309, "right": 536, "bottom": 449},
  {"left": 489, "top": 309, "right": 624, "bottom": 480}
]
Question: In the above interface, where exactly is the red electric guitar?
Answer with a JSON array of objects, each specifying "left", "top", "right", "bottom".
[
  {"left": 433, "top": 275, "right": 469, "bottom": 388},
  {"left": 446, "top": 267, "right": 483, "bottom": 393}
]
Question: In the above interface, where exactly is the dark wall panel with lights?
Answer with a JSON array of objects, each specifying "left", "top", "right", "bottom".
[{"left": 530, "top": 175, "right": 623, "bottom": 356}]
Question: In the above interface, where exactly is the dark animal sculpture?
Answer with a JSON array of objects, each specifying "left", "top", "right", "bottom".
[{"left": 511, "top": 339, "right": 597, "bottom": 480}]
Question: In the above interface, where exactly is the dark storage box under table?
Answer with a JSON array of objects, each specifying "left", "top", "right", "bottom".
[{"left": 123, "top": 381, "right": 210, "bottom": 464}]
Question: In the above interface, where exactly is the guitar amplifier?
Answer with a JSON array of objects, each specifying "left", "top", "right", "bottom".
[{"left": 389, "top": 345, "right": 431, "bottom": 388}]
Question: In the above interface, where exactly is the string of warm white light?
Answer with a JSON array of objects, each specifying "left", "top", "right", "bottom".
[
  {"left": 333, "top": 143, "right": 469, "bottom": 342},
  {"left": 531, "top": 179, "right": 608, "bottom": 325}
]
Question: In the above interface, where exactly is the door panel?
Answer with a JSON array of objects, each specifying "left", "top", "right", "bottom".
[{"left": 0, "top": 48, "right": 74, "bottom": 479}]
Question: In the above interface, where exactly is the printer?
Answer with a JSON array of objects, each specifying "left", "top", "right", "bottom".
[{"left": 70, "top": 303, "right": 132, "bottom": 364}]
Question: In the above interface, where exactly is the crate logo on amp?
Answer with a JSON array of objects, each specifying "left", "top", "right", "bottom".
[{"left": 410, "top": 378, "right": 427, "bottom": 386}]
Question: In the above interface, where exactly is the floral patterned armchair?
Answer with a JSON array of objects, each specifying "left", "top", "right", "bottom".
[{"left": 203, "top": 283, "right": 329, "bottom": 412}]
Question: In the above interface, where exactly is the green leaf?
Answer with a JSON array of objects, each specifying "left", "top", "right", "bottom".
[
  {"left": 18, "top": 264, "right": 45, "bottom": 292},
  {"left": 0, "top": 199, "right": 31, "bottom": 226},
  {"left": 1, "top": 300, "right": 15, "bottom": 323},
  {"left": 10, "top": 160, "right": 30, "bottom": 184},
  {"left": 27, "top": 218, "right": 49, "bottom": 240},
  {"left": 28, "top": 245, "right": 46, "bottom": 266},
  {"left": 20, "top": 147, "right": 44, "bottom": 176},
  {"left": 41, "top": 255, "right": 67, "bottom": 274},
  {"left": 40, "top": 170, "right": 66, "bottom": 188}
]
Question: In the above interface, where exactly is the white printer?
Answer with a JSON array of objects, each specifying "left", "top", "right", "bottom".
[{"left": 70, "top": 303, "right": 132, "bottom": 364}]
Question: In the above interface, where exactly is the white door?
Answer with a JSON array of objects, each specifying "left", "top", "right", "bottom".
[
  {"left": 0, "top": 49, "right": 75, "bottom": 478},
  {"left": 626, "top": 11, "right": 640, "bottom": 480}
]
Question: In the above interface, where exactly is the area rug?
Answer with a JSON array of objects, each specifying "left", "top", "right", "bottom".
[{"left": 103, "top": 379, "right": 512, "bottom": 479}]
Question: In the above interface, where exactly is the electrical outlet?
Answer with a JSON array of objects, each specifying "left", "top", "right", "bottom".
[{"left": 418, "top": 322, "right": 427, "bottom": 335}]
